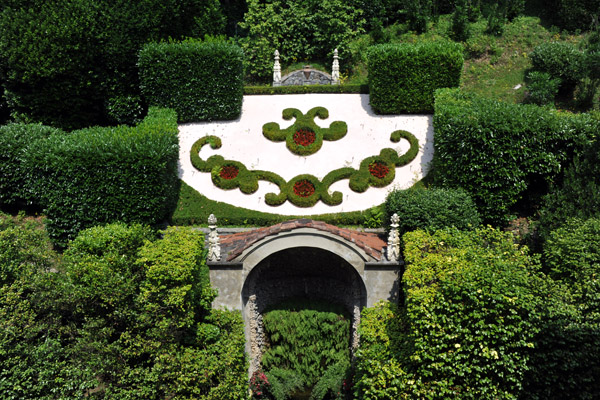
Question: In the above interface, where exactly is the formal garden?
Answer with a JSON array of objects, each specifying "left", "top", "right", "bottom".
[{"left": 1, "top": 0, "right": 599, "bottom": 399}]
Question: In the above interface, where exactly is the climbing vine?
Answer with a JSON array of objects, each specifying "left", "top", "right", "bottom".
[
  {"left": 190, "top": 129, "right": 419, "bottom": 208},
  {"left": 262, "top": 107, "right": 348, "bottom": 156}
]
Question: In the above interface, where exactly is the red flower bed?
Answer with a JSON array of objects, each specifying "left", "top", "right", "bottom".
[
  {"left": 369, "top": 161, "right": 390, "bottom": 179},
  {"left": 293, "top": 128, "right": 316, "bottom": 147},
  {"left": 293, "top": 179, "right": 315, "bottom": 197},
  {"left": 219, "top": 165, "right": 239, "bottom": 180}
]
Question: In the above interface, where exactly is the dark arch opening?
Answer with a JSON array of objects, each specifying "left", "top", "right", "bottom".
[{"left": 242, "top": 246, "right": 367, "bottom": 316}]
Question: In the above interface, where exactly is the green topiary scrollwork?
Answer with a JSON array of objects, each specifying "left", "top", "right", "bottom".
[
  {"left": 262, "top": 107, "right": 347, "bottom": 156},
  {"left": 189, "top": 129, "right": 419, "bottom": 207}
]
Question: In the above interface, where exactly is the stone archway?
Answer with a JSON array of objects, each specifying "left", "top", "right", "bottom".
[
  {"left": 205, "top": 219, "right": 401, "bottom": 374},
  {"left": 241, "top": 246, "right": 367, "bottom": 372}
]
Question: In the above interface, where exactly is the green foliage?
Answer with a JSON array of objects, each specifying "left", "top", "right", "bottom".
[
  {"left": 0, "top": 124, "right": 61, "bottom": 208},
  {"left": 405, "top": 0, "right": 432, "bottom": 33},
  {"left": 543, "top": 217, "right": 600, "bottom": 283},
  {"left": 367, "top": 42, "right": 464, "bottom": 114},
  {"left": 523, "top": 218, "right": 600, "bottom": 399},
  {"left": 262, "top": 107, "right": 347, "bottom": 156},
  {"left": 525, "top": 71, "right": 560, "bottom": 105},
  {"left": 239, "top": 0, "right": 365, "bottom": 82},
  {"left": 538, "top": 132, "right": 600, "bottom": 238},
  {"left": 384, "top": 186, "right": 481, "bottom": 235},
  {"left": 353, "top": 301, "right": 406, "bottom": 400},
  {"left": 171, "top": 180, "right": 374, "bottom": 227},
  {"left": 0, "top": 221, "right": 248, "bottom": 399},
  {"left": 138, "top": 40, "right": 244, "bottom": 123},
  {"left": 0, "top": 0, "right": 225, "bottom": 129},
  {"left": 485, "top": 3, "right": 505, "bottom": 35},
  {"left": 399, "top": 227, "right": 546, "bottom": 398},
  {"left": 432, "top": 88, "right": 599, "bottom": 224},
  {"left": 23, "top": 108, "right": 180, "bottom": 247},
  {"left": 190, "top": 130, "right": 418, "bottom": 208},
  {"left": 244, "top": 84, "right": 369, "bottom": 95},
  {"left": 529, "top": 42, "right": 585, "bottom": 91},
  {"left": 261, "top": 300, "right": 351, "bottom": 399},
  {"left": 549, "top": 0, "right": 599, "bottom": 31},
  {"left": 450, "top": 0, "right": 471, "bottom": 42}
]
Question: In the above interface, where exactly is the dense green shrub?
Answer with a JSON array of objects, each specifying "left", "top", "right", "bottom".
[
  {"left": 0, "top": 221, "right": 248, "bottom": 399},
  {"left": 537, "top": 132, "right": 600, "bottom": 239},
  {"left": 525, "top": 71, "right": 561, "bottom": 105},
  {"left": 432, "top": 88, "right": 599, "bottom": 224},
  {"left": 367, "top": 42, "right": 463, "bottom": 114},
  {"left": 522, "top": 218, "right": 600, "bottom": 399},
  {"left": 239, "top": 0, "right": 365, "bottom": 82},
  {"left": 353, "top": 301, "right": 406, "bottom": 399},
  {"left": 139, "top": 40, "right": 243, "bottom": 123},
  {"left": 529, "top": 42, "right": 585, "bottom": 92},
  {"left": 261, "top": 300, "right": 351, "bottom": 399},
  {"left": 355, "top": 227, "right": 549, "bottom": 398},
  {"left": 23, "top": 108, "right": 180, "bottom": 246},
  {"left": 0, "top": 124, "right": 62, "bottom": 209},
  {"left": 549, "top": 0, "right": 599, "bottom": 31},
  {"left": 0, "top": 0, "right": 224, "bottom": 129},
  {"left": 450, "top": 0, "right": 471, "bottom": 42},
  {"left": 384, "top": 186, "right": 481, "bottom": 234}
]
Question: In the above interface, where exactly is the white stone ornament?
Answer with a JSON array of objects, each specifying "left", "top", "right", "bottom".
[
  {"left": 207, "top": 213, "right": 221, "bottom": 262},
  {"left": 331, "top": 48, "right": 340, "bottom": 85},
  {"left": 273, "top": 50, "right": 281, "bottom": 87},
  {"left": 387, "top": 213, "right": 400, "bottom": 262}
]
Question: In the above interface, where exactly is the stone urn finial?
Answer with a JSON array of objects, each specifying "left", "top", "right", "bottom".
[
  {"left": 386, "top": 213, "right": 400, "bottom": 262},
  {"left": 207, "top": 213, "right": 221, "bottom": 262},
  {"left": 332, "top": 48, "right": 340, "bottom": 85},
  {"left": 273, "top": 50, "right": 281, "bottom": 87}
]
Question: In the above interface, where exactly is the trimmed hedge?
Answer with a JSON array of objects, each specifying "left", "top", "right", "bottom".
[
  {"left": 432, "top": 88, "right": 599, "bottom": 224},
  {"left": 23, "top": 107, "right": 180, "bottom": 246},
  {"left": 0, "top": 124, "right": 62, "bottom": 208},
  {"left": 384, "top": 186, "right": 481, "bottom": 234},
  {"left": 244, "top": 84, "right": 369, "bottom": 95},
  {"left": 367, "top": 42, "right": 463, "bottom": 114},
  {"left": 354, "top": 227, "right": 549, "bottom": 399},
  {"left": 139, "top": 41, "right": 243, "bottom": 123}
]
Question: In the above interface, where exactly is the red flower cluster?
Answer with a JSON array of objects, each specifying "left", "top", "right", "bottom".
[
  {"left": 293, "top": 128, "right": 316, "bottom": 146},
  {"left": 249, "top": 370, "right": 270, "bottom": 399},
  {"left": 369, "top": 161, "right": 390, "bottom": 179},
  {"left": 293, "top": 179, "right": 315, "bottom": 197},
  {"left": 219, "top": 165, "right": 239, "bottom": 180}
]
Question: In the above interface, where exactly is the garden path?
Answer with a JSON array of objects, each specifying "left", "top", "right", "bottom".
[{"left": 178, "top": 94, "right": 433, "bottom": 215}]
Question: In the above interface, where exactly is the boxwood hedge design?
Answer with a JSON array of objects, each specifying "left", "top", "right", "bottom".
[
  {"left": 262, "top": 107, "right": 347, "bottom": 156},
  {"left": 139, "top": 41, "right": 243, "bottom": 123},
  {"left": 367, "top": 42, "right": 464, "bottom": 114},
  {"left": 190, "top": 130, "right": 418, "bottom": 207}
]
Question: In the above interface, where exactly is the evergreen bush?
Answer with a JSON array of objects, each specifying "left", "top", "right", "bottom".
[
  {"left": 537, "top": 132, "right": 600, "bottom": 239},
  {"left": 261, "top": 300, "right": 351, "bottom": 399},
  {"left": 367, "top": 42, "right": 463, "bottom": 114},
  {"left": 384, "top": 186, "right": 481, "bottom": 234},
  {"left": 0, "top": 124, "right": 62, "bottom": 209},
  {"left": 525, "top": 71, "right": 560, "bottom": 106},
  {"left": 529, "top": 42, "right": 585, "bottom": 92},
  {"left": 432, "top": 88, "right": 598, "bottom": 224},
  {"left": 139, "top": 40, "right": 243, "bottom": 123},
  {"left": 23, "top": 108, "right": 180, "bottom": 246}
]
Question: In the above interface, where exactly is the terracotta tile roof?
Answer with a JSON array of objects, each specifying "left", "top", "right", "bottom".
[{"left": 220, "top": 219, "right": 386, "bottom": 262}]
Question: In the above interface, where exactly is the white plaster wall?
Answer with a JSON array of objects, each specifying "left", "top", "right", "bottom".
[{"left": 178, "top": 94, "right": 434, "bottom": 215}]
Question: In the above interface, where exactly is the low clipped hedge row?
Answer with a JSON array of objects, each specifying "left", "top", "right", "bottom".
[
  {"left": 23, "top": 107, "right": 180, "bottom": 246},
  {"left": 0, "top": 123, "right": 61, "bottom": 208},
  {"left": 139, "top": 41, "right": 243, "bottom": 123},
  {"left": 244, "top": 84, "right": 369, "bottom": 95},
  {"left": 432, "top": 88, "right": 599, "bottom": 224},
  {"left": 367, "top": 42, "right": 463, "bottom": 114}
]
